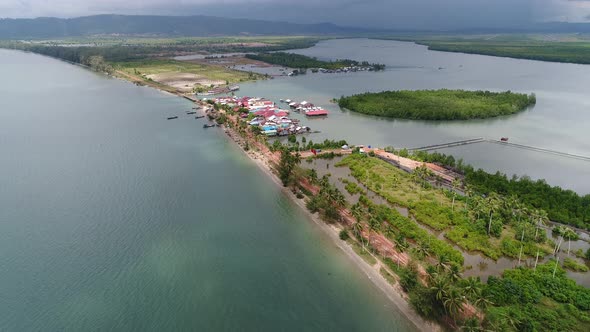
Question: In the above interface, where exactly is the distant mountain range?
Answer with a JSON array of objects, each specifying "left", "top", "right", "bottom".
[{"left": 0, "top": 14, "right": 370, "bottom": 39}]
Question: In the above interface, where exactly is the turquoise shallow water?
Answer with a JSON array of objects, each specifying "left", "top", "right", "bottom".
[{"left": 0, "top": 50, "right": 414, "bottom": 331}]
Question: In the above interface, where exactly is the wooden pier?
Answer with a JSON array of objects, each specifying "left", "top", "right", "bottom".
[
  {"left": 407, "top": 137, "right": 590, "bottom": 162},
  {"left": 488, "top": 140, "right": 590, "bottom": 162},
  {"left": 409, "top": 137, "right": 485, "bottom": 151}
]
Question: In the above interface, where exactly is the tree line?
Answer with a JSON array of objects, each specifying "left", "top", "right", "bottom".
[
  {"left": 338, "top": 89, "right": 536, "bottom": 120},
  {"left": 390, "top": 148, "right": 590, "bottom": 230},
  {"left": 245, "top": 52, "right": 385, "bottom": 70}
]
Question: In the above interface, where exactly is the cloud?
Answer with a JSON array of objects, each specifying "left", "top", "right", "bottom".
[{"left": 0, "top": 0, "right": 586, "bottom": 29}]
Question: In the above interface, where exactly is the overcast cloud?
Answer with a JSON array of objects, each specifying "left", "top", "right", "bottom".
[{"left": 0, "top": 0, "right": 588, "bottom": 29}]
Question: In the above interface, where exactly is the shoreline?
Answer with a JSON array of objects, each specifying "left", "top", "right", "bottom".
[
  {"left": 106, "top": 70, "right": 439, "bottom": 331},
  {"left": 217, "top": 115, "right": 441, "bottom": 331}
]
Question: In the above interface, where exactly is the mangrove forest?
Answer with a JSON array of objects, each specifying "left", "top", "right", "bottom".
[{"left": 338, "top": 89, "right": 536, "bottom": 120}]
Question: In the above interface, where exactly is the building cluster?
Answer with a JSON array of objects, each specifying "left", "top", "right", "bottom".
[{"left": 210, "top": 96, "right": 313, "bottom": 137}]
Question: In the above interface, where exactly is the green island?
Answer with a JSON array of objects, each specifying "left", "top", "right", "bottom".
[
  {"left": 338, "top": 89, "right": 536, "bottom": 120},
  {"left": 245, "top": 52, "right": 386, "bottom": 71}
]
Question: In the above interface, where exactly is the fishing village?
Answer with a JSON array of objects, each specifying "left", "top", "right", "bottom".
[{"left": 167, "top": 90, "right": 590, "bottom": 331}]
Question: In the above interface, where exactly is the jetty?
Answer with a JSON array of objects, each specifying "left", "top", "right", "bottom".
[
  {"left": 488, "top": 139, "right": 590, "bottom": 162},
  {"left": 409, "top": 138, "right": 485, "bottom": 151}
]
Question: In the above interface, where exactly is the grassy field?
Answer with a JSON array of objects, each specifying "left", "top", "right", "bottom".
[
  {"left": 0, "top": 36, "right": 321, "bottom": 92},
  {"left": 336, "top": 154, "right": 553, "bottom": 260},
  {"left": 113, "top": 59, "right": 262, "bottom": 87},
  {"left": 377, "top": 34, "right": 590, "bottom": 65}
]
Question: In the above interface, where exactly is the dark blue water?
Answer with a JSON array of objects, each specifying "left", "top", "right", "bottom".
[{"left": 0, "top": 50, "right": 414, "bottom": 331}]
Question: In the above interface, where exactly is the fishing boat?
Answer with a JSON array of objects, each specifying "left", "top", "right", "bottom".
[{"left": 203, "top": 124, "right": 215, "bottom": 128}]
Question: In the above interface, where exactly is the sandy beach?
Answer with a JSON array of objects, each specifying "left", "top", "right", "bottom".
[{"left": 215, "top": 110, "right": 442, "bottom": 332}]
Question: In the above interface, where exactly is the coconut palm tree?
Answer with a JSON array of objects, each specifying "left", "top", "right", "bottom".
[
  {"left": 394, "top": 234, "right": 409, "bottom": 253},
  {"left": 443, "top": 287, "right": 465, "bottom": 318},
  {"left": 367, "top": 216, "right": 380, "bottom": 249},
  {"left": 498, "top": 312, "right": 521, "bottom": 331},
  {"left": 562, "top": 227, "right": 577, "bottom": 256},
  {"left": 414, "top": 240, "right": 431, "bottom": 259},
  {"left": 474, "top": 290, "right": 494, "bottom": 310},
  {"left": 462, "top": 277, "right": 482, "bottom": 300},
  {"left": 430, "top": 275, "right": 450, "bottom": 301},
  {"left": 451, "top": 178, "right": 461, "bottom": 211},
  {"left": 533, "top": 209, "right": 549, "bottom": 241},
  {"left": 352, "top": 221, "right": 365, "bottom": 251},
  {"left": 448, "top": 264, "right": 462, "bottom": 282},
  {"left": 351, "top": 203, "right": 363, "bottom": 223},
  {"left": 436, "top": 253, "right": 451, "bottom": 272},
  {"left": 485, "top": 193, "right": 502, "bottom": 236}
]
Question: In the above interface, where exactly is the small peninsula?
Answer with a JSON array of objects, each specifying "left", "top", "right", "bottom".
[{"left": 338, "top": 89, "right": 536, "bottom": 120}]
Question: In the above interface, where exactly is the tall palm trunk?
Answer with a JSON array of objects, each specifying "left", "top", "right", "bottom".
[{"left": 518, "top": 229, "right": 525, "bottom": 266}]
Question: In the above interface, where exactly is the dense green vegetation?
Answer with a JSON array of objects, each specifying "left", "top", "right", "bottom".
[
  {"left": 336, "top": 153, "right": 554, "bottom": 261},
  {"left": 390, "top": 149, "right": 590, "bottom": 230},
  {"left": 378, "top": 34, "right": 590, "bottom": 65},
  {"left": 0, "top": 36, "right": 321, "bottom": 72},
  {"left": 268, "top": 133, "right": 590, "bottom": 331},
  {"left": 338, "top": 89, "right": 536, "bottom": 120},
  {"left": 245, "top": 52, "right": 385, "bottom": 70},
  {"left": 483, "top": 263, "right": 590, "bottom": 331}
]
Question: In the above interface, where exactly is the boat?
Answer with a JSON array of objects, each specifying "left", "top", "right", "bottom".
[
  {"left": 305, "top": 108, "right": 329, "bottom": 117},
  {"left": 167, "top": 116, "right": 178, "bottom": 120},
  {"left": 500, "top": 137, "right": 509, "bottom": 142},
  {"left": 203, "top": 124, "right": 215, "bottom": 128},
  {"left": 195, "top": 115, "right": 205, "bottom": 119},
  {"left": 186, "top": 111, "right": 197, "bottom": 115}
]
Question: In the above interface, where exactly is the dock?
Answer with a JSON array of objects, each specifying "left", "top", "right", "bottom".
[
  {"left": 407, "top": 137, "right": 590, "bottom": 162},
  {"left": 488, "top": 140, "right": 590, "bottom": 162},
  {"left": 409, "top": 138, "right": 485, "bottom": 151}
]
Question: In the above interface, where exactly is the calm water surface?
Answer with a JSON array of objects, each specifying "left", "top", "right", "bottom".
[
  {"left": 239, "top": 39, "right": 590, "bottom": 194},
  {"left": 0, "top": 50, "right": 414, "bottom": 331}
]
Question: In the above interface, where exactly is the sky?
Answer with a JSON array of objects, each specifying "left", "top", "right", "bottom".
[{"left": 1, "top": 0, "right": 589, "bottom": 29}]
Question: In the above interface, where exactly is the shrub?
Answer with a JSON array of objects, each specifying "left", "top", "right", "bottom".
[{"left": 339, "top": 229, "right": 350, "bottom": 240}]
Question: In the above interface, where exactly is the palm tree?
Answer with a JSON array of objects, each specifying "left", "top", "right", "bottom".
[
  {"left": 448, "top": 264, "right": 462, "bottom": 282},
  {"left": 436, "top": 253, "right": 451, "bottom": 272},
  {"left": 562, "top": 227, "right": 577, "bottom": 256},
  {"left": 334, "top": 190, "right": 346, "bottom": 208},
  {"left": 498, "top": 312, "right": 521, "bottom": 331},
  {"left": 474, "top": 290, "right": 494, "bottom": 310},
  {"left": 367, "top": 216, "right": 380, "bottom": 249},
  {"left": 414, "top": 240, "right": 431, "bottom": 259},
  {"left": 430, "top": 275, "right": 450, "bottom": 301},
  {"left": 352, "top": 221, "right": 365, "bottom": 251},
  {"left": 351, "top": 203, "right": 363, "bottom": 223},
  {"left": 485, "top": 193, "right": 501, "bottom": 236},
  {"left": 533, "top": 209, "right": 549, "bottom": 241},
  {"left": 385, "top": 225, "right": 396, "bottom": 240},
  {"left": 451, "top": 178, "right": 461, "bottom": 211},
  {"left": 443, "top": 287, "right": 465, "bottom": 318},
  {"left": 460, "top": 318, "right": 482, "bottom": 332},
  {"left": 462, "top": 277, "right": 482, "bottom": 300}
]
